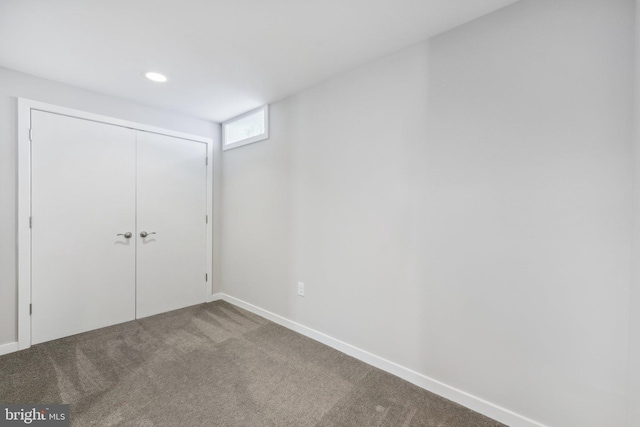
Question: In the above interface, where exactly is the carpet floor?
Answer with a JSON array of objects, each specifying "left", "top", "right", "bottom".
[{"left": 0, "top": 301, "right": 505, "bottom": 426}]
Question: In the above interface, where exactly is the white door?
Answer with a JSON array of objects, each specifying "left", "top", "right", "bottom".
[
  {"left": 135, "top": 131, "right": 208, "bottom": 318},
  {"left": 31, "top": 111, "right": 137, "bottom": 344}
]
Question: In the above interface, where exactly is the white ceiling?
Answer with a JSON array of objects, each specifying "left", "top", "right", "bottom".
[{"left": 0, "top": 0, "right": 519, "bottom": 122}]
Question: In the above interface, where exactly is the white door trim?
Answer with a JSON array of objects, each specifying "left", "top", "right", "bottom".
[{"left": 17, "top": 98, "right": 214, "bottom": 350}]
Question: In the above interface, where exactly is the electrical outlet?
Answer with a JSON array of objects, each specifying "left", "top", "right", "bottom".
[{"left": 297, "top": 282, "right": 305, "bottom": 297}]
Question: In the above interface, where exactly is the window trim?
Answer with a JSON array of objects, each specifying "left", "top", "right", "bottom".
[{"left": 222, "top": 105, "right": 269, "bottom": 151}]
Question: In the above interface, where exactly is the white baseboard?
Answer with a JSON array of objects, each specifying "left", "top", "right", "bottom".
[
  {"left": 207, "top": 292, "right": 223, "bottom": 302},
  {"left": 220, "top": 293, "right": 546, "bottom": 427},
  {"left": 0, "top": 341, "right": 19, "bottom": 356}
]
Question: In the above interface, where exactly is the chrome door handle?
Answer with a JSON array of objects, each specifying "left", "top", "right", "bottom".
[
  {"left": 140, "top": 231, "right": 156, "bottom": 238},
  {"left": 117, "top": 232, "right": 132, "bottom": 238}
]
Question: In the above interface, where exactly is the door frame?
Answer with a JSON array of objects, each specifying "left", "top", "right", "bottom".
[{"left": 17, "top": 98, "right": 214, "bottom": 350}]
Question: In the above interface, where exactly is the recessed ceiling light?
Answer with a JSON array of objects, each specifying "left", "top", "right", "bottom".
[{"left": 145, "top": 72, "right": 167, "bottom": 83}]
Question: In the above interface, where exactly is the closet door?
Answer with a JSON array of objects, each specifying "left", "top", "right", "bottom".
[
  {"left": 135, "top": 131, "right": 207, "bottom": 318},
  {"left": 31, "top": 111, "right": 136, "bottom": 344}
]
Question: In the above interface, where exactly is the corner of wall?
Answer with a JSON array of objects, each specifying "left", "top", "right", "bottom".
[{"left": 627, "top": 2, "right": 640, "bottom": 425}]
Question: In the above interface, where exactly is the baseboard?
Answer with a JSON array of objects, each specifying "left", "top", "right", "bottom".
[
  {"left": 220, "top": 293, "right": 546, "bottom": 427},
  {"left": 0, "top": 341, "right": 19, "bottom": 356},
  {"left": 207, "top": 292, "right": 223, "bottom": 303}
]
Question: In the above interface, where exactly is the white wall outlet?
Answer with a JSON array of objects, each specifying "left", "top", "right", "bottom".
[{"left": 297, "top": 282, "right": 305, "bottom": 297}]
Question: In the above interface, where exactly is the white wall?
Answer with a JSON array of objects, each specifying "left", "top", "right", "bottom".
[
  {"left": 0, "top": 67, "right": 221, "bottom": 346},
  {"left": 221, "top": 0, "right": 635, "bottom": 426},
  {"left": 628, "top": 1, "right": 640, "bottom": 425}
]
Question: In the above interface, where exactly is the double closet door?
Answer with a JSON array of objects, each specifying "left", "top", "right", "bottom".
[{"left": 30, "top": 111, "right": 208, "bottom": 345}]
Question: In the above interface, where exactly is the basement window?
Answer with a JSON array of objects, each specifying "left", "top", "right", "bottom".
[{"left": 222, "top": 105, "right": 269, "bottom": 150}]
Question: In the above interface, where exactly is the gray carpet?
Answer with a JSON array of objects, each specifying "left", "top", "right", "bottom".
[{"left": 0, "top": 301, "right": 505, "bottom": 426}]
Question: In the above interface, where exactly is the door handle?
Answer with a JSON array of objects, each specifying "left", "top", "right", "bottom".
[
  {"left": 117, "top": 232, "right": 132, "bottom": 238},
  {"left": 140, "top": 231, "right": 156, "bottom": 238}
]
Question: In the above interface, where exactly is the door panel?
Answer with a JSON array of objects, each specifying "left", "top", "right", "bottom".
[
  {"left": 31, "top": 111, "right": 136, "bottom": 344},
  {"left": 136, "top": 131, "right": 207, "bottom": 318}
]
